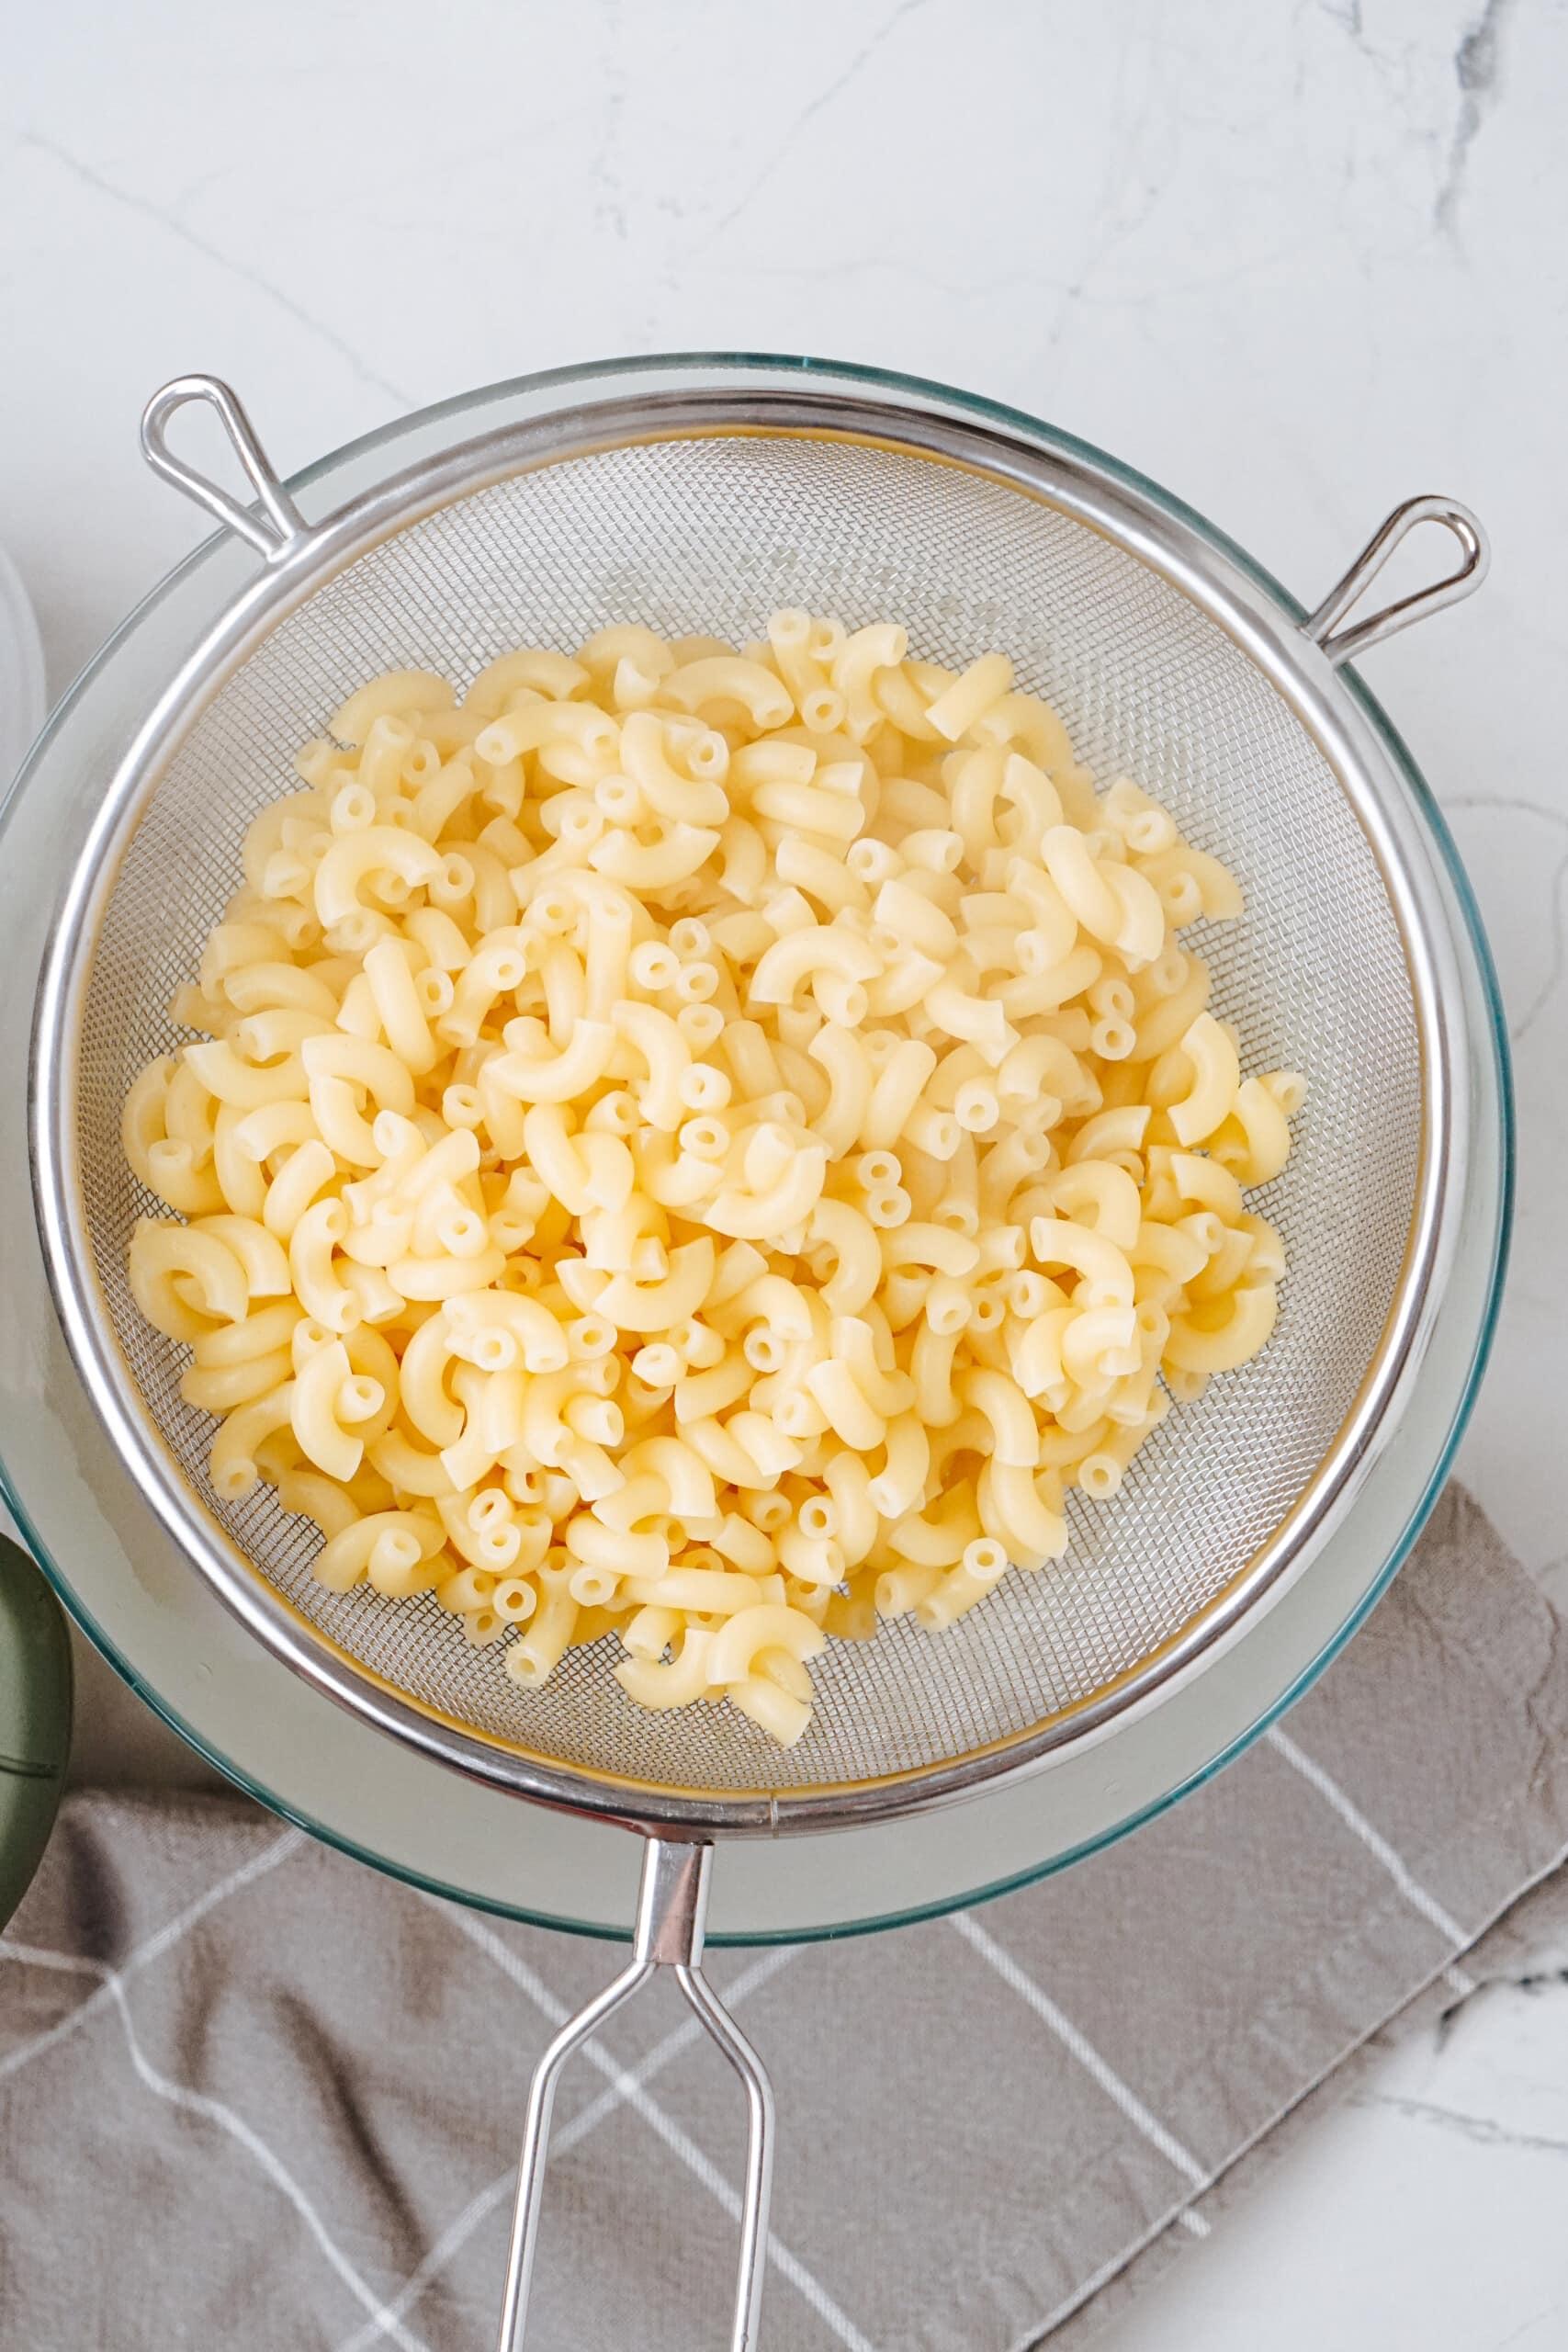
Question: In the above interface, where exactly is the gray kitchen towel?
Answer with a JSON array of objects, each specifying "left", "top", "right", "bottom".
[{"left": 3, "top": 1486, "right": 1567, "bottom": 2352}]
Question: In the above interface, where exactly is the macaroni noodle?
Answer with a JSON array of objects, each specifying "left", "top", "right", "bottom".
[{"left": 122, "top": 613, "right": 1301, "bottom": 1748}]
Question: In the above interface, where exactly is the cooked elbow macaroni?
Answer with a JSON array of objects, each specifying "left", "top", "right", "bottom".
[{"left": 122, "top": 612, "right": 1303, "bottom": 1747}]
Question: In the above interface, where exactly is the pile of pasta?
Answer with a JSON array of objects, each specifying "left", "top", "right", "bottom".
[{"left": 122, "top": 611, "right": 1302, "bottom": 1747}]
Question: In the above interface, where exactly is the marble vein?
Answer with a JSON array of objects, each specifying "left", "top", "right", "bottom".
[
  {"left": 1446, "top": 794, "right": 1568, "bottom": 1045},
  {"left": 1514, "top": 1963, "right": 1568, "bottom": 1994},
  {"left": 1356, "top": 2089, "right": 1568, "bottom": 2159},
  {"left": 15, "top": 132, "right": 414, "bottom": 411},
  {"left": 706, "top": 0, "right": 933, "bottom": 240},
  {"left": 1435, "top": 0, "right": 1516, "bottom": 232},
  {"left": 734, "top": 254, "right": 1077, "bottom": 309},
  {"left": 589, "top": 0, "right": 628, "bottom": 241},
  {"left": 1495, "top": 2309, "right": 1562, "bottom": 2352},
  {"left": 1504, "top": 839, "right": 1568, "bottom": 1045}
]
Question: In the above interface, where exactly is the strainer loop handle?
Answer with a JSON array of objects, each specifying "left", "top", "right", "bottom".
[
  {"left": 140, "top": 375, "right": 311, "bottom": 560},
  {"left": 496, "top": 1837, "right": 775, "bottom": 2352},
  {"left": 1303, "top": 494, "right": 1489, "bottom": 665}
]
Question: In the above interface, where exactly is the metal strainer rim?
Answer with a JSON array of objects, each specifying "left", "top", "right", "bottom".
[{"left": 29, "top": 364, "right": 1475, "bottom": 1837}]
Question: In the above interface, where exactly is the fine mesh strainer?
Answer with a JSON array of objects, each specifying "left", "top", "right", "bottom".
[{"left": 29, "top": 362, "right": 1488, "bottom": 2349}]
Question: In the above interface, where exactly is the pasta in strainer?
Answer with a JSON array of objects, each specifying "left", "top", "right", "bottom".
[{"left": 121, "top": 612, "right": 1302, "bottom": 1747}]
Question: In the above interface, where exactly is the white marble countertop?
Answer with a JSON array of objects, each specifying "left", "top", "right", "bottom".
[{"left": 3, "top": 0, "right": 1565, "bottom": 2342}]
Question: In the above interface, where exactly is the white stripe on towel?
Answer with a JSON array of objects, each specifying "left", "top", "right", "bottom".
[
  {"left": 333, "top": 1940, "right": 799, "bottom": 2352},
  {"left": 0, "top": 1827, "right": 304, "bottom": 2084},
  {"left": 1268, "top": 1727, "right": 1476, "bottom": 1996},
  {"left": 443, "top": 1905, "right": 875, "bottom": 2352},
  {"left": 952, "top": 1909, "right": 1212, "bottom": 2237}
]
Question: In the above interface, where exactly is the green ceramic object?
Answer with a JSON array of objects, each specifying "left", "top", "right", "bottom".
[{"left": 0, "top": 1532, "right": 72, "bottom": 1929}]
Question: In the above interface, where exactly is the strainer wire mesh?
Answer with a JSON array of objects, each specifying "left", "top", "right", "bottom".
[{"left": 71, "top": 427, "right": 1421, "bottom": 1799}]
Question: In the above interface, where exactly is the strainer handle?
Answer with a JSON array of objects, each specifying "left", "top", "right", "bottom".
[
  {"left": 496, "top": 1837, "right": 775, "bottom": 2352},
  {"left": 140, "top": 376, "right": 312, "bottom": 561},
  {"left": 1303, "top": 494, "right": 1488, "bottom": 664}
]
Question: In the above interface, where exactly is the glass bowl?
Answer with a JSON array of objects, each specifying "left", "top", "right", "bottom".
[{"left": 0, "top": 355, "right": 1511, "bottom": 1940}]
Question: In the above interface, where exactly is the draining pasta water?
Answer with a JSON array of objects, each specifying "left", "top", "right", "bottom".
[{"left": 119, "top": 612, "right": 1301, "bottom": 1747}]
